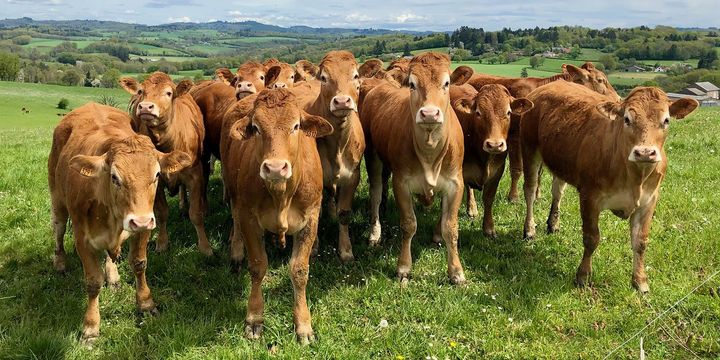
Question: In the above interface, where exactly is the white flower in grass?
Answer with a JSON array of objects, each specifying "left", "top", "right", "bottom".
[{"left": 379, "top": 319, "right": 389, "bottom": 328}]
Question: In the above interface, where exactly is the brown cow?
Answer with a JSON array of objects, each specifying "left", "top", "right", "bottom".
[
  {"left": 360, "top": 52, "right": 473, "bottom": 284},
  {"left": 289, "top": 51, "right": 381, "bottom": 262},
  {"left": 216, "top": 61, "right": 267, "bottom": 101},
  {"left": 520, "top": 82, "right": 698, "bottom": 292},
  {"left": 294, "top": 59, "right": 319, "bottom": 83},
  {"left": 49, "top": 103, "right": 191, "bottom": 343},
  {"left": 263, "top": 58, "right": 299, "bottom": 89},
  {"left": 468, "top": 62, "right": 620, "bottom": 202},
  {"left": 220, "top": 89, "right": 333, "bottom": 343},
  {"left": 119, "top": 72, "right": 213, "bottom": 256},
  {"left": 450, "top": 84, "right": 533, "bottom": 235}
]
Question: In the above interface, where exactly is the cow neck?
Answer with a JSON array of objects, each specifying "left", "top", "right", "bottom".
[
  {"left": 610, "top": 121, "right": 661, "bottom": 204},
  {"left": 141, "top": 106, "right": 179, "bottom": 153},
  {"left": 409, "top": 96, "right": 451, "bottom": 189},
  {"left": 309, "top": 94, "right": 353, "bottom": 180},
  {"left": 263, "top": 143, "right": 303, "bottom": 248}
]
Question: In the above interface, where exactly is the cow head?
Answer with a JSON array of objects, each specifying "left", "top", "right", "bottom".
[
  {"left": 69, "top": 135, "right": 191, "bottom": 232},
  {"left": 406, "top": 52, "right": 474, "bottom": 128},
  {"left": 563, "top": 62, "right": 620, "bottom": 100},
  {"left": 120, "top": 72, "right": 193, "bottom": 128},
  {"left": 294, "top": 60, "right": 318, "bottom": 82},
  {"left": 216, "top": 61, "right": 267, "bottom": 100},
  {"left": 264, "top": 59, "right": 297, "bottom": 89},
  {"left": 314, "top": 51, "right": 364, "bottom": 122},
  {"left": 228, "top": 88, "right": 333, "bottom": 186},
  {"left": 453, "top": 84, "right": 533, "bottom": 155},
  {"left": 595, "top": 87, "right": 698, "bottom": 165}
]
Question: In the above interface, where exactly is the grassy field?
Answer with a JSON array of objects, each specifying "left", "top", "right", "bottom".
[{"left": 0, "top": 82, "right": 719, "bottom": 359}]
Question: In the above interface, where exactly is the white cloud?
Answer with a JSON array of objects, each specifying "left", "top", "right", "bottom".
[
  {"left": 167, "top": 16, "right": 192, "bottom": 22},
  {"left": 345, "top": 13, "right": 374, "bottom": 22},
  {"left": 394, "top": 13, "right": 425, "bottom": 24}
]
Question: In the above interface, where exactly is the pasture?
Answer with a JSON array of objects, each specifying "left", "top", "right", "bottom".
[{"left": 0, "top": 81, "right": 719, "bottom": 359}]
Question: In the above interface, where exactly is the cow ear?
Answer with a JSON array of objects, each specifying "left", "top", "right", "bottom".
[
  {"left": 581, "top": 62, "right": 595, "bottom": 71},
  {"left": 157, "top": 150, "right": 192, "bottom": 177},
  {"left": 174, "top": 79, "right": 193, "bottom": 98},
  {"left": 215, "top": 68, "right": 235, "bottom": 86},
  {"left": 265, "top": 65, "right": 282, "bottom": 87},
  {"left": 563, "top": 64, "right": 585, "bottom": 81},
  {"left": 452, "top": 97, "right": 475, "bottom": 116},
  {"left": 70, "top": 154, "right": 107, "bottom": 178},
  {"left": 294, "top": 60, "right": 318, "bottom": 81},
  {"left": 386, "top": 69, "right": 406, "bottom": 88},
  {"left": 119, "top": 77, "right": 140, "bottom": 95},
  {"left": 373, "top": 68, "right": 387, "bottom": 79},
  {"left": 358, "top": 59, "right": 383, "bottom": 78},
  {"left": 450, "top": 66, "right": 474, "bottom": 85},
  {"left": 301, "top": 112, "right": 333, "bottom": 138},
  {"left": 511, "top": 98, "right": 534, "bottom": 115},
  {"left": 596, "top": 101, "right": 623, "bottom": 121},
  {"left": 669, "top": 98, "right": 699, "bottom": 119},
  {"left": 229, "top": 116, "right": 254, "bottom": 141}
]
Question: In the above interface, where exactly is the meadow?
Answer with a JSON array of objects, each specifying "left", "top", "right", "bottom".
[{"left": 0, "top": 81, "right": 718, "bottom": 359}]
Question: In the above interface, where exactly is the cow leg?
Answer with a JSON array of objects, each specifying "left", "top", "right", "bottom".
[
  {"left": 229, "top": 204, "right": 245, "bottom": 272},
  {"left": 393, "top": 177, "right": 417, "bottom": 283},
  {"left": 289, "top": 208, "right": 319, "bottom": 344},
  {"left": 432, "top": 209, "right": 443, "bottom": 246},
  {"left": 629, "top": 199, "right": 657, "bottom": 293},
  {"left": 104, "top": 255, "right": 120, "bottom": 289},
  {"left": 337, "top": 169, "right": 360, "bottom": 263},
  {"left": 75, "top": 231, "right": 103, "bottom": 344},
  {"left": 380, "top": 165, "right": 390, "bottom": 217},
  {"left": 466, "top": 186, "right": 479, "bottom": 219},
  {"left": 242, "top": 218, "right": 267, "bottom": 340},
  {"left": 178, "top": 184, "right": 188, "bottom": 216},
  {"left": 154, "top": 184, "right": 170, "bottom": 253},
  {"left": 506, "top": 117, "right": 523, "bottom": 203},
  {"left": 188, "top": 166, "right": 213, "bottom": 256},
  {"left": 522, "top": 152, "right": 543, "bottom": 239},
  {"left": 576, "top": 194, "right": 601, "bottom": 288},
  {"left": 546, "top": 177, "right": 567, "bottom": 234},
  {"left": 51, "top": 202, "right": 69, "bottom": 272},
  {"left": 129, "top": 230, "right": 157, "bottom": 314},
  {"left": 482, "top": 164, "right": 505, "bottom": 239},
  {"left": 441, "top": 180, "right": 466, "bottom": 285},
  {"left": 366, "top": 152, "right": 383, "bottom": 246}
]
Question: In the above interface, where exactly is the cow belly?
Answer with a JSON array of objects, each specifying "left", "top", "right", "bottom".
[
  {"left": 407, "top": 173, "right": 459, "bottom": 198},
  {"left": 258, "top": 207, "right": 310, "bottom": 235},
  {"left": 599, "top": 189, "right": 656, "bottom": 219},
  {"left": 87, "top": 228, "right": 129, "bottom": 252}
]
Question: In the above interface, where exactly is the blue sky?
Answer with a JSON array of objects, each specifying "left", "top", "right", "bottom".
[{"left": 3, "top": 0, "right": 718, "bottom": 31}]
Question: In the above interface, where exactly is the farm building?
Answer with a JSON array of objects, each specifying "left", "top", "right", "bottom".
[{"left": 668, "top": 81, "right": 720, "bottom": 106}]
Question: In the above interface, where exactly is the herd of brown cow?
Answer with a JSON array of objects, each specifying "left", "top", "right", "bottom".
[{"left": 47, "top": 50, "right": 699, "bottom": 344}]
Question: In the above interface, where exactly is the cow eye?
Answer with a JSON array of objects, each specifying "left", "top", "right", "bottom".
[
  {"left": 320, "top": 75, "right": 328, "bottom": 83},
  {"left": 409, "top": 82, "right": 416, "bottom": 91},
  {"left": 354, "top": 74, "right": 360, "bottom": 80},
  {"left": 251, "top": 124, "right": 260, "bottom": 134},
  {"left": 137, "top": 89, "right": 143, "bottom": 95},
  {"left": 259, "top": 75, "right": 265, "bottom": 81},
  {"left": 166, "top": 91, "right": 172, "bottom": 97},
  {"left": 507, "top": 110, "right": 512, "bottom": 117},
  {"left": 111, "top": 174, "right": 121, "bottom": 187},
  {"left": 624, "top": 116, "right": 631, "bottom": 126},
  {"left": 443, "top": 80, "right": 450, "bottom": 89},
  {"left": 663, "top": 118, "right": 670, "bottom": 127},
  {"left": 292, "top": 123, "right": 300, "bottom": 133}
]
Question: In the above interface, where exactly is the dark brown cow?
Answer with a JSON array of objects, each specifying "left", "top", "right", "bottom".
[
  {"left": 521, "top": 82, "right": 698, "bottom": 292},
  {"left": 120, "top": 72, "right": 212, "bottom": 256},
  {"left": 289, "top": 51, "right": 381, "bottom": 262},
  {"left": 49, "top": 103, "right": 191, "bottom": 343},
  {"left": 220, "top": 89, "right": 333, "bottom": 343},
  {"left": 468, "top": 62, "right": 620, "bottom": 202},
  {"left": 450, "top": 84, "right": 533, "bottom": 235},
  {"left": 360, "top": 52, "right": 473, "bottom": 284}
]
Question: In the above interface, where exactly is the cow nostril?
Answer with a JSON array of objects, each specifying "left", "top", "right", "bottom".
[
  {"left": 282, "top": 163, "right": 289, "bottom": 171},
  {"left": 148, "top": 104, "right": 154, "bottom": 110}
]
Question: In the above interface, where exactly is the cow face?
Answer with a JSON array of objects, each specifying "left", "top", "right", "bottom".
[
  {"left": 406, "top": 52, "right": 474, "bottom": 126},
  {"left": 596, "top": 87, "right": 698, "bottom": 164},
  {"left": 216, "top": 61, "right": 267, "bottom": 100},
  {"left": 265, "top": 62, "right": 297, "bottom": 89},
  {"left": 229, "top": 89, "right": 333, "bottom": 185},
  {"left": 315, "top": 51, "right": 362, "bottom": 121},
  {"left": 453, "top": 84, "right": 533, "bottom": 155},
  {"left": 69, "top": 135, "right": 191, "bottom": 232},
  {"left": 120, "top": 72, "right": 193, "bottom": 127},
  {"left": 564, "top": 63, "right": 620, "bottom": 100}
]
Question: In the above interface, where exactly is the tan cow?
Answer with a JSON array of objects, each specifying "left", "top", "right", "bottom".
[
  {"left": 360, "top": 52, "right": 473, "bottom": 284},
  {"left": 467, "top": 62, "right": 620, "bottom": 202},
  {"left": 120, "top": 72, "right": 212, "bottom": 256},
  {"left": 289, "top": 51, "right": 381, "bottom": 262},
  {"left": 263, "top": 58, "right": 299, "bottom": 89},
  {"left": 450, "top": 84, "right": 533, "bottom": 235},
  {"left": 220, "top": 89, "right": 333, "bottom": 343},
  {"left": 520, "top": 82, "right": 697, "bottom": 292},
  {"left": 215, "top": 61, "right": 267, "bottom": 101},
  {"left": 49, "top": 103, "right": 191, "bottom": 343}
]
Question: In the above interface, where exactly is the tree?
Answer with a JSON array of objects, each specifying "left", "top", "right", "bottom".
[
  {"left": 598, "top": 54, "right": 619, "bottom": 71},
  {"left": 402, "top": 43, "right": 412, "bottom": 57},
  {"left": 12, "top": 35, "right": 31, "bottom": 45},
  {"left": 0, "top": 52, "right": 20, "bottom": 81},
  {"left": 520, "top": 67, "right": 529, "bottom": 78},
  {"left": 529, "top": 55, "right": 544, "bottom": 69},
  {"left": 452, "top": 48, "right": 471, "bottom": 61},
  {"left": 61, "top": 69, "right": 83, "bottom": 86},
  {"left": 373, "top": 40, "right": 384, "bottom": 56},
  {"left": 100, "top": 68, "right": 121, "bottom": 88},
  {"left": 568, "top": 46, "right": 582, "bottom": 59},
  {"left": 698, "top": 49, "right": 719, "bottom": 69}
]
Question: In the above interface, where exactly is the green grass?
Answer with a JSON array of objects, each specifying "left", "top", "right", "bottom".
[
  {"left": 0, "top": 82, "right": 719, "bottom": 358},
  {"left": 608, "top": 72, "right": 662, "bottom": 86}
]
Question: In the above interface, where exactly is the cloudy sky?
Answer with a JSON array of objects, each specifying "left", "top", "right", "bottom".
[{"left": 3, "top": 0, "right": 718, "bottom": 31}]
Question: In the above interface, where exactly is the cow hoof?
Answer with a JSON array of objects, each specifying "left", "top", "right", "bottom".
[
  {"left": 523, "top": 228, "right": 536, "bottom": 240},
  {"left": 53, "top": 256, "right": 67, "bottom": 273},
  {"left": 449, "top": 272, "right": 466, "bottom": 285},
  {"left": 81, "top": 327, "right": 100, "bottom": 346},
  {"left": 432, "top": 235, "right": 443, "bottom": 247},
  {"left": 507, "top": 194, "right": 520, "bottom": 204},
  {"left": 107, "top": 280, "right": 121, "bottom": 290},
  {"left": 296, "top": 331, "right": 315, "bottom": 345},
  {"left": 155, "top": 242, "right": 169, "bottom": 253},
  {"left": 546, "top": 224, "right": 559, "bottom": 234},
  {"left": 574, "top": 275, "right": 590, "bottom": 288},
  {"left": 397, "top": 270, "right": 411, "bottom": 286},
  {"left": 633, "top": 280, "right": 650, "bottom": 294},
  {"left": 230, "top": 260, "right": 243, "bottom": 273},
  {"left": 369, "top": 224, "right": 381, "bottom": 246},
  {"left": 339, "top": 251, "right": 354, "bottom": 263},
  {"left": 198, "top": 246, "right": 214, "bottom": 257},
  {"left": 483, "top": 230, "right": 497, "bottom": 239},
  {"left": 467, "top": 209, "right": 479, "bottom": 219},
  {"left": 245, "top": 322, "right": 263, "bottom": 340},
  {"left": 80, "top": 334, "right": 98, "bottom": 348}
]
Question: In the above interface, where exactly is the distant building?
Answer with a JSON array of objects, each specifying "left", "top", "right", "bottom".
[
  {"left": 668, "top": 81, "right": 720, "bottom": 106},
  {"left": 542, "top": 50, "right": 557, "bottom": 58},
  {"left": 654, "top": 66, "right": 669, "bottom": 73},
  {"left": 623, "top": 65, "right": 646, "bottom": 73},
  {"left": 90, "top": 78, "right": 102, "bottom": 87}
]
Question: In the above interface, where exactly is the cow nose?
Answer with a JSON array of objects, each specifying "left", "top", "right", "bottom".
[
  {"left": 273, "top": 82, "right": 287, "bottom": 89},
  {"left": 138, "top": 102, "right": 155, "bottom": 111},
  {"left": 261, "top": 159, "right": 292, "bottom": 180},
  {"left": 632, "top": 147, "right": 659, "bottom": 162},
  {"left": 484, "top": 139, "right": 507, "bottom": 153},
  {"left": 332, "top": 95, "right": 353, "bottom": 109},
  {"left": 419, "top": 107, "right": 441, "bottom": 122},
  {"left": 128, "top": 215, "right": 156, "bottom": 231}
]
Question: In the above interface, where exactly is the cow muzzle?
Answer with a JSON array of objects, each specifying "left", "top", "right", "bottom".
[
  {"left": 273, "top": 82, "right": 287, "bottom": 89},
  {"left": 236, "top": 81, "right": 256, "bottom": 100},
  {"left": 330, "top": 95, "right": 356, "bottom": 116},
  {"left": 260, "top": 159, "right": 292, "bottom": 181},
  {"left": 124, "top": 213, "right": 156, "bottom": 232},
  {"left": 483, "top": 139, "right": 507, "bottom": 154},
  {"left": 629, "top": 146, "right": 661, "bottom": 163},
  {"left": 416, "top": 106, "right": 443, "bottom": 124},
  {"left": 136, "top": 102, "right": 160, "bottom": 124}
]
